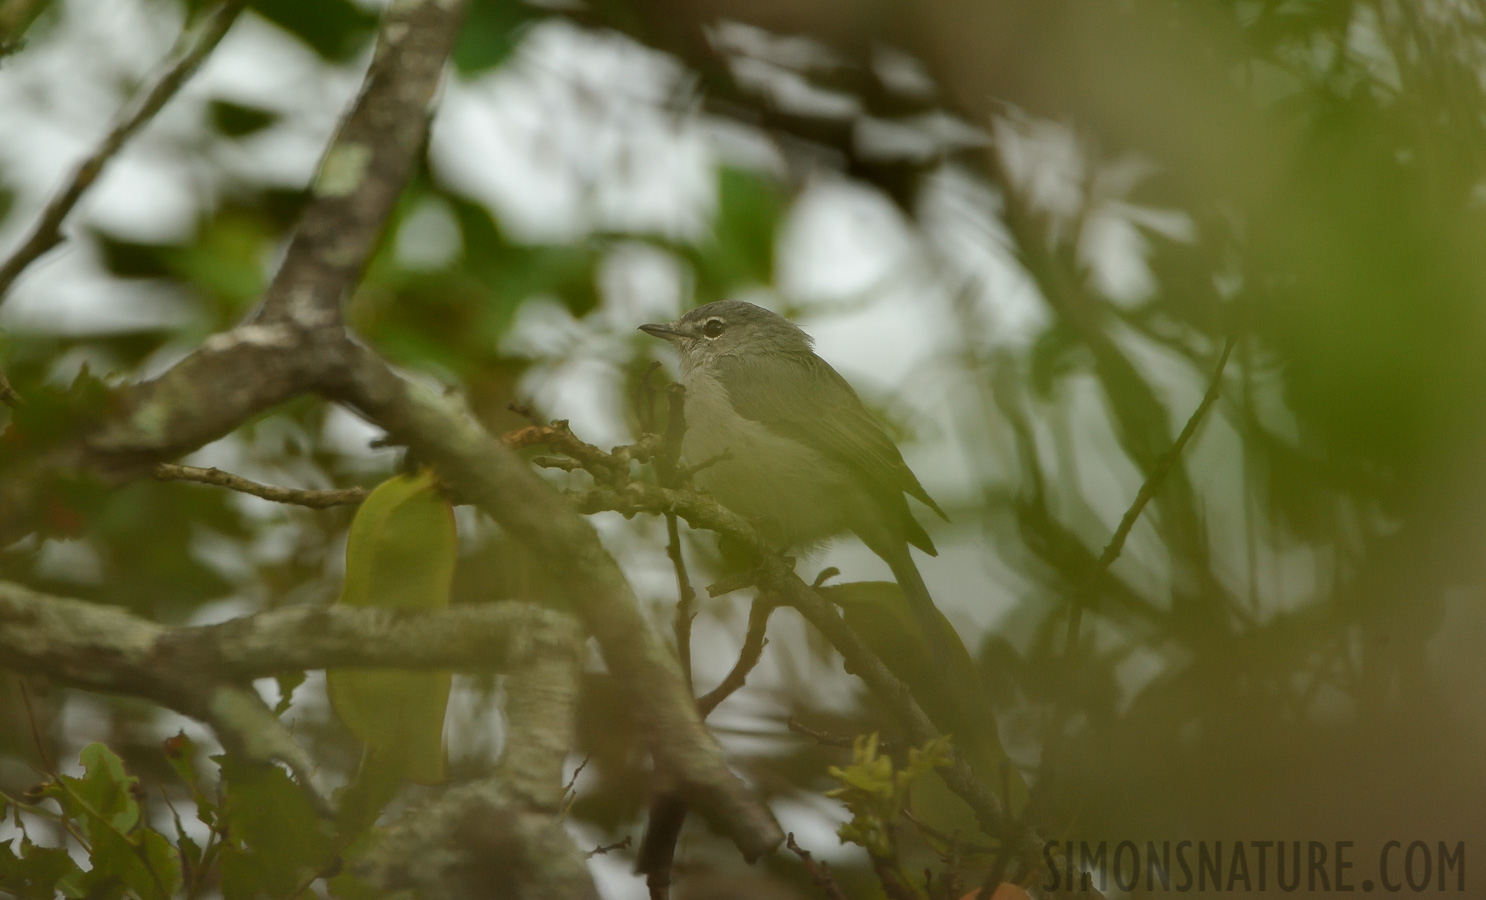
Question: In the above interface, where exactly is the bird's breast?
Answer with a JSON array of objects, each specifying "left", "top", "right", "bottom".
[{"left": 680, "top": 370, "right": 857, "bottom": 550}]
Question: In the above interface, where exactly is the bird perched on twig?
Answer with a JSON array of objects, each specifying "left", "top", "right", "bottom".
[
  {"left": 639, "top": 299, "right": 952, "bottom": 657},
  {"left": 641, "top": 299, "right": 1032, "bottom": 832}
]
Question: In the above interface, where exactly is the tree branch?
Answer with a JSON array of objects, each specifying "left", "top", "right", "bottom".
[
  {"left": 362, "top": 604, "right": 597, "bottom": 900},
  {"left": 0, "top": 580, "right": 581, "bottom": 684},
  {"left": 0, "top": 0, "right": 472, "bottom": 544},
  {"left": 154, "top": 463, "right": 369, "bottom": 508},
  {"left": 251, "top": 0, "right": 468, "bottom": 330},
  {"left": 568, "top": 480, "right": 1038, "bottom": 845},
  {"left": 325, "top": 344, "right": 784, "bottom": 862},
  {"left": 0, "top": 0, "right": 249, "bottom": 305},
  {"left": 695, "top": 596, "right": 776, "bottom": 719}
]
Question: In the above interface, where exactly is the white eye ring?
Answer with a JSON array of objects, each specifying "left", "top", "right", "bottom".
[{"left": 702, "top": 318, "right": 726, "bottom": 338}]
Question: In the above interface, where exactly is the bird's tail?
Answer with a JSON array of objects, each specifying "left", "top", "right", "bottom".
[
  {"left": 880, "top": 543, "right": 964, "bottom": 675},
  {"left": 877, "top": 544, "right": 1031, "bottom": 818}
]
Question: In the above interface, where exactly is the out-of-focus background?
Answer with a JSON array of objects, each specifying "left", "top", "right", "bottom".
[{"left": 2, "top": 0, "right": 1485, "bottom": 896}]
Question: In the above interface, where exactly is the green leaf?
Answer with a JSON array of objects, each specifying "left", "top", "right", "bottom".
[
  {"left": 218, "top": 756, "right": 337, "bottom": 900},
  {"left": 33, "top": 745, "right": 183, "bottom": 900},
  {"left": 0, "top": 838, "right": 84, "bottom": 900},
  {"left": 328, "top": 471, "right": 456, "bottom": 799},
  {"left": 821, "top": 582, "right": 1031, "bottom": 820},
  {"left": 274, "top": 671, "right": 307, "bottom": 715},
  {"left": 164, "top": 731, "right": 217, "bottom": 829},
  {"left": 691, "top": 167, "right": 787, "bottom": 296},
  {"left": 452, "top": 0, "right": 536, "bottom": 74},
  {"left": 139, "top": 830, "right": 183, "bottom": 899},
  {"left": 248, "top": 0, "right": 376, "bottom": 61},
  {"left": 68, "top": 743, "right": 141, "bottom": 836},
  {"left": 209, "top": 100, "right": 279, "bottom": 138}
]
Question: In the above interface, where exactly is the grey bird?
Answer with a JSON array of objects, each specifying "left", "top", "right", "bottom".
[{"left": 639, "top": 299, "right": 951, "bottom": 652}]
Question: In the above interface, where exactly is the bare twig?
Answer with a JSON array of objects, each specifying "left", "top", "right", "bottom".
[
  {"left": 0, "top": 0, "right": 249, "bottom": 306},
  {"left": 154, "top": 464, "right": 369, "bottom": 508},
  {"left": 787, "top": 833, "right": 850, "bottom": 900},
  {"left": 666, "top": 514, "right": 697, "bottom": 693},
  {"left": 787, "top": 717, "right": 895, "bottom": 752},
  {"left": 586, "top": 836, "right": 633, "bottom": 859},
  {"left": 0, "top": 366, "right": 21, "bottom": 406},
  {"left": 695, "top": 598, "right": 776, "bottom": 718},
  {"left": 1062, "top": 336, "right": 1236, "bottom": 657}
]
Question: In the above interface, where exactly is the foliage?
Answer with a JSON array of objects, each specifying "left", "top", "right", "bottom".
[
  {"left": 827, "top": 733, "right": 952, "bottom": 862},
  {"left": 2, "top": 0, "right": 1485, "bottom": 895},
  {"left": 328, "top": 471, "right": 456, "bottom": 828}
]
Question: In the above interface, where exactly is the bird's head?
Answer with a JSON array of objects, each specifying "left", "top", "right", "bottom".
[{"left": 639, "top": 300, "right": 813, "bottom": 371}]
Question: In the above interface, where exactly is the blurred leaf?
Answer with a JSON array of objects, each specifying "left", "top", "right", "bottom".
[
  {"left": 65, "top": 743, "right": 140, "bottom": 835},
  {"left": 823, "top": 581, "right": 1030, "bottom": 820},
  {"left": 39, "top": 744, "right": 182, "bottom": 900},
  {"left": 1028, "top": 322, "right": 1083, "bottom": 400},
  {"left": 248, "top": 0, "right": 375, "bottom": 61},
  {"left": 452, "top": 0, "right": 536, "bottom": 74},
  {"left": 208, "top": 99, "right": 278, "bottom": 138},
  {"left": 0, "top": 837, "right": 83, "bottom": 900},
  {"left": 827, "top": 732, "right": 951, "bottom": 859},
  {"left": 274, "top": 671, "right": 306, "bottom": 715},
  {"left": 354, "top": 193, "right": 597, "bottom": 375},
  {"left": 218, "top": 755, "right": 337, "bottom": 900},
  {"left": 329, "top": 471, "right": 456, "bottom": 831},
  {"left": 690, "top": 167, "right": 786, "bottom": 297}
]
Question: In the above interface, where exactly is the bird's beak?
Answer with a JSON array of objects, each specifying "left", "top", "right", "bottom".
[{"left": 638, "top": 322, "right": 681, "bottom": 341}]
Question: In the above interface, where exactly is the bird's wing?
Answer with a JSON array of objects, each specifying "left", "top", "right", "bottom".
[{"left": 713, "top": 352, "right": 946, "bottom": 521}]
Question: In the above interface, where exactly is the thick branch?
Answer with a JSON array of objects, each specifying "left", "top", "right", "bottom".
[
  {"left": 252, "top": 0, "right": 469, "bottom": 329},
  {"left": 0, "top": 580, "right": 580, "bottom": 685},
  {"left": 0, "top": 0, "right": 471, "bottom": 545},
  {"left": 0, "top": 326, "right": 328, "bottom": 548},
  {"left": 326, "top": 344, "right": 783, "bottom": 862},
  {"left": 363, "top": 605, "right": 596, "bottom": 900},
  {"left": 0, "top": 0, "right": 248, "bottom": 305}
]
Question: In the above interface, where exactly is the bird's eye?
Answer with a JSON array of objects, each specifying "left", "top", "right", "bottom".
[{"left": 702, "top": 318, "right": 726, "bottom": 338}]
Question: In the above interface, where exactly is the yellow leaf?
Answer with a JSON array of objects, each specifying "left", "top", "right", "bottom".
[{"left": 328, "top": 471, "right": 455, "bottom": 791}]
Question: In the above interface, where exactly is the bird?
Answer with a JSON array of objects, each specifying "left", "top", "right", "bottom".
[
  {"left": 638, "top": 299, "right": 952, "bottom": 662},
  {"left": 640, "top": 299, "right": 1032, "bottom": 827}
]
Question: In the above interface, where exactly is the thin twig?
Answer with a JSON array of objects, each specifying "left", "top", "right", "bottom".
[
  {"left": 786, "top": 717, "right": 892, "bottom": 752},
  {"left": 18, "top": 682, "right": 54, "bottom": 774},
  {"left": 787, "top": 833, "right": 850, "bottom": 900},
  {"left": 0, "top": 0, "right": 249, "bottom": 305},
  {"left": 586, "top": 836, "right": 632, "bottom": 859},
  {"left": 656, "top": 384, "right": 696, "bottom": 691},
  {"left": 695, "top": 598, "right": 776, "bottom": 718},
  {"left": 667, "top": 514, "right": 697, "bottom": 693},
  {"left": 641, "top": 382, "right": 696, "bottom": 900},
  {"left": 0, "top": 366, "right": 21, "bottom": 407},
  {"left": 154, "top": 464, "right": 369, "bottom": 508},
  {"left": 1062, "top": 336, "right": 1236, "bottom": 657},
  {"left": 1037, "top": 338, "right": 1235, "bottom": 825}
]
